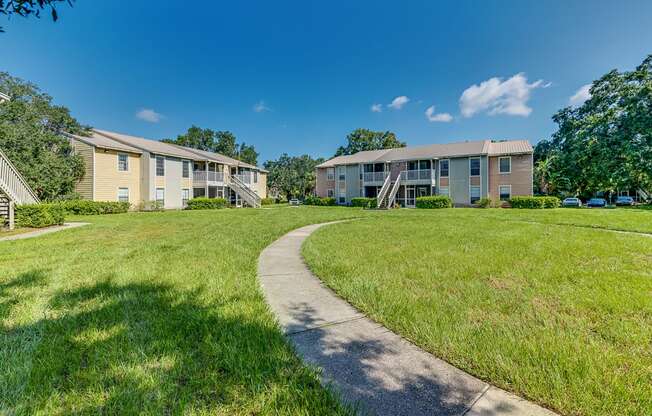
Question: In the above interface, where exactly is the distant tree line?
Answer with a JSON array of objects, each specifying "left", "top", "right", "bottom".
[{"left": 162, "top": 127, "right": 259, "bottom": 166}]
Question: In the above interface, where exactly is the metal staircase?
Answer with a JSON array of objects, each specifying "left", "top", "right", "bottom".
[
  {"left": 376, "top": 174, "right": 392, "bottom": 209},
  {"left": 229, "top": 174, "right": 261, "bottom": 208},
  {"left": 385, "top": 177, "right": 401, "bottom": 209},
  {"left": 637, "top": 189, "right": 650, "bottom": 203},
  {"left": 0, "top": 148, "right": 40, "bottom": 229},
  {"left": 376, "top": 172, "right": 402, "bottom": 209}
]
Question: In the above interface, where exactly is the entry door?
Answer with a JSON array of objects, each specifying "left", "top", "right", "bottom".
[{"left": 407, "top": 186, "right": 416, "bottom": 207}]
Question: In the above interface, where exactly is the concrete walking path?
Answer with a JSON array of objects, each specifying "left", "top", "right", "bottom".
[
  {"left": 0, "top": 222, "right": 89, "bottom": 242},
  {"left": 258, "top": 221, "right": 558, "bottom": 416}
]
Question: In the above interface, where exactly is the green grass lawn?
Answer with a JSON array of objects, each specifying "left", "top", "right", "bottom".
[
  {"left": 303, "top": 208, "right": 652, "bottom": 416},
  {"left": 1, "top": 206, "right": 372, "bottom": 415}
]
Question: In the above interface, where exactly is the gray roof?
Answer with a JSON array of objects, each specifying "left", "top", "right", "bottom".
[
  {"left": 67, "top": 132, "right": 142, "bottom": 154},
  {"left": 177, "top": 145, "right": 268, "bottom": 172},
  {"left": 316, "top": 139, "right": 532, "bottom": 167}
]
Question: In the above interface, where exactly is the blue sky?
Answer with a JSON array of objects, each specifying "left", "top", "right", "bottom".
[{"left": 1, "top": 1, "right": 651, "bottom": 164}]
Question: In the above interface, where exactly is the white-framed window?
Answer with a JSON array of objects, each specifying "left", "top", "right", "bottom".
[
  {"left": 156, "top": 188, "right": 165, "bottom": 205},
  {"left": 118, "top": 187, "right": 129, "bottom": 202},
  {"left": 337, "top": 166, "right": 345, "bottom": 181},
  {"left": 439, "top": 186, "right": 449, "bottom": 196},
  {"left": 156, "top": 155, "right": 165, "bottom": 176},
  {"left": 439, "top": 159, "right": 449, "bottom": 178},
  {"left": 470, "top": 186, "right": 481, "bottom": 204},
  {"left": 469, "top": 157, "right": 480, "bottom": 177},
  {"left": 118, "top": 153, "right": 128, "bottom": 172},
  {"left": 327, "top": 189, "right": 334, "bottom": 198},
  {"left": 182, "top": 160, "right": 190, "bottom": 178},
  {"left": 254, "top": 171, "right": 258, "bottom": 183},
  {"left": 327, "top": 168, "right": 335, "bottom": 181},
  {"left": 499, "top": 185, "right": 511, "bottom": 201},
  {"left": 499, "top": 156, "right": 511, "bottom": 174},
  {"left": 182, "top": 188, "right": 189, "bottom": 207}
]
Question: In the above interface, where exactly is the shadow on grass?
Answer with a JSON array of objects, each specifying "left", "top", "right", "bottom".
[
  {"left": 2, "top": 275, "right": 345, "bottom": 415},
  {"left": 282, "top": 301, "right": 519, "bottom": 416}
]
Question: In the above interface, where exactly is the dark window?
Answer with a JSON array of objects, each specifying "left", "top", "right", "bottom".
[
  {"left": 440, "top": 160, "right": 449, "bottom": 177},
  {"left": 499, "top": 185, "right": 511, "bottom": 201},
  {"left": 364, "top": 164, "right": 374, "bottom": 173},
  {"left": 408, "top": 161, "right": 418, "bottom": 170},
  {"left": 470, "top": 158, "right": 480, "bottom": 176},
  {"left": 339, "top": 196, "right": 345, "bottom": 204},
  {"left": 182, "top": 160, "right": 190, "bottom": 178},
  {"left": 419, "top": 160, "right": 431, "bottom": 170},
  {"left": 470, "top": 186, "right": 481, "bottom": 203},
  {"left": 118, "top": 154, "right": 128, "bottom": 171},
  {"left": 254, "top": 171, "right": 258, "bottom": 183},
  {"left": 374, "top": 163, "right": 384, "bottom": 172},
  {"left": 499, "top": 157, "right": 511, "bottom": 173},
  {"left": 156, "top": 156, "right": 165, "bottom": 176}
]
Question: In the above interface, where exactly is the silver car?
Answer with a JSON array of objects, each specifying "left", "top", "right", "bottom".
[{"left": 562, "top": 197, "right": 582, "bottom": 207}]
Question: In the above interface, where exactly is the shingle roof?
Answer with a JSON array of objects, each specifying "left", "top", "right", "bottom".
[
  {"left": 316, "top": 139, "right": 532, "bottom": 167},
  {"left": 176, "top": 146, "right": 268, "bottom": 172},
  {"left": 67, "top": 132, "right": 142, "bottom": 154}
]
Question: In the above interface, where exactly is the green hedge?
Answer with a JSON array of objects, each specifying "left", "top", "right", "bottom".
[
  {"left": 186, "top": 197, "right": 228, "bottom": 210},
  {"left": 350, "top": 197, "right": 377, "bottom": 208},
  {"left": 416, "top": 196, "right": 453, "bottom": 209},
  {"left": 261, "top": 198, "right": 275, "bottom": 205},
  {"left": 509, "top": 196, "right": 561, "bottom": 209},
  {"left": 304, "top": 195, "right": 336, "bottom": 206},
  {"left": 15, "top": 204, "right": 66, "bottom": 228},
  {"left": 56, "top": 200, "right": 131, "bottom": 215},
  {"left": 477, "top": 197, "right": 492, "bottom": 208}
]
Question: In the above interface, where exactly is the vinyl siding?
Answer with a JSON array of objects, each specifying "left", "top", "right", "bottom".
[
  {"left": 94, "top": 149, "right": 141, "bottom": 203},
  {"left": 487, "top": 154, "right": 533, "bottom": 200},
  {"left": 71, "top": 139, "right": 94, "bottom": 199},
  {"left": 315, "top": 168, "right": 334, "bottom": 198},
  {"left": 449, "top": 157, "right": 470, "bottom": 205}
]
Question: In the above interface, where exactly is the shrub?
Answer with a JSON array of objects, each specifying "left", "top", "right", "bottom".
[
  {"left": 136, "top": 200, "right": 164, "bottom": 212},
  {"left": 416, "top": 196, "right": 453, "bottom": 209},
  {"left": 351, "top": 197, "right": 377, "bottom": 208},
  {"left": 261, "top": 198, "right": 275, "bottom": 205},
  {"left": 304, "top": 195, "right": 336, "bottom": 206},
  {"left": 15, "top": 203, "right": 66, "bottom": 228},
  {"left": 186, "top": 197, "right": 228, "bottom": 210},
  {"left": 509, "top": 196, "right": 561, "bottom": 209},
  {"left": 476, "top": 197, "right": 492, "bottom": 208},
  {"left": 56, "top": 200, "right": 130, "bottom": 215}
]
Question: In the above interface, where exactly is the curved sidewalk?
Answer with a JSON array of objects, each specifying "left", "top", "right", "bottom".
[{"left": 258, "top": 221, "right": 558, "bottom": 416}]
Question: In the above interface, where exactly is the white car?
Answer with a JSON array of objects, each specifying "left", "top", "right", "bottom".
[{"left": 289, "top": 198, "right": 301, "bottom": 206}]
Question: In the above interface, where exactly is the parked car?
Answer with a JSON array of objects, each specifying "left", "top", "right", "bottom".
[
  {"left": 289, "top": 198, "right": 301, "bottom": 206},
  {"left": 562, "top": 197, "right": 582, "bottom": 207},
  {"left": 587, "top": 198, "right": 607, "bottom": 208},
  {"left": 615, "top": 196, "right": 635, "bottom": 206}
]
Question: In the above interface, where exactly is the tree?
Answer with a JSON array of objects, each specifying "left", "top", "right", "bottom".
[
  {"left": 0, "top": 71, "right": 86, "bottom": 200},
  {"left": 214, "top": 131, "right": 237, "bottom": 159},
  {"left": 540, "top": 55, "right": 652, "bottom": 198},
  {"left": 162, "top": 125, "right": 215, "bottom": 152},
  {"left": 0, "top": 0, "right": 74, "bottom": 32},
  {"left": 264, "top": 154, "right": 324, "bottom": 200},
  {"left": 334, "top": 128, "right": 405, "bottom": 156},
  {"left": 164, "top": 127, "right": 258, "bottom": 165},
  {"left": 237, "top": 142, "right": 258, "bottom": 166}
]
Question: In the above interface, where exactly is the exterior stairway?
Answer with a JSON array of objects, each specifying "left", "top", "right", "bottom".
[
  {"left": 0, "top": 148, "right": 40, "bottom": 229},
  {"left": 376, "top": 173, "right": 401, "bottom": 209},
  {"left": 229, "top": 174, "right": 261, "bottom": 208}
]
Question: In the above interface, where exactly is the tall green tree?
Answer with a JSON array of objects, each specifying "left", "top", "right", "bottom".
[
  {"left": 165, "top": 127, "right": 258, "bottom": 165},
  {"left": 263, "top": 154, "right": 323, "bottom": 200},
  {"left": 334, "top": 128, "right": 405, "bottom": 156},
  {"left": 162, "top": 125, "right": 215, "bottom": 151},
  {"left": 237, "top": 142, "right": 258, "bottom": 166},
  {"left": 214, "top": 131, "right": 237, "bottom": 159},
  {"left": 0, "top": 0, "right": 74, "bottom": 32},
  {"left": 0, "top": 71, "right": 86, "bottom": 200},
  {"left": 539, "top": 55, "right": 652, "bottom": 198}
]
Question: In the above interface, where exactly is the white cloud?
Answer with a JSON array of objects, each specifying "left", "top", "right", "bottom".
[
  {"left": 136, "top": 108, "right": 163, "bottom": 123},
  {"left": 253, "top": 100, "right": 271, "bottom": 113},
  {"left": 425, "top": 105, "right": 453, "bottom": 122},
  {"left": 388, "top": 95, "right": 410, "bottom": 110},
  {"left": 370, "top": 103, "right": 382, "bottom": 113},
  {"left": 459, "top": 73, "right": 546, "bottom": 117},
  {"left": 569, "top": 84, "right": 591, "bottom": 106}
]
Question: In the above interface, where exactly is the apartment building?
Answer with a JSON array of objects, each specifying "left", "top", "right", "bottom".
[
  {"left": 315, "top": 139, "right": 533, "bottom": 207},
  {"left": 68, "top": 129, "right": 267, "bottom": 209}
]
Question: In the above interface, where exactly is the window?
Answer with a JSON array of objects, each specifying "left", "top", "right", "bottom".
[
  {"left": 254, "top": 171, "right": 258, "bottom": 183},
  {"left": 408, "top": 161, "right": 418, "bottom": 171},
  {"left": 182, "top": 189, "right": 189, "bottom": 207},
  {"left": 419, "top": 160, "right": 431, "bottom": 170},
  {"left": 337, "top": 166, "right": 345, "bottom": 181},
  {"left": 499, "top": 185, "right": 511, "bottom": 201},
  {"left": 118, "top": 153, "right": 128, "bottom": 171},
  {"left": 439, "top": 160, "right": 449, "bottom": 177},
  {"left": 439, "top": 186, "right": 449, "bottom": 196},
  {"left": 156, "top": 188, "right": 165, "bottom": 205},
  {"left": 156, "top": 156, "right": 165, "bottom": 176},
  {"left": 470, "top": 186, "right": 481, "bottom": 204},
  {"left": 327, "top": 168, "right": 335, "bottom": 180},
  {"left": 118, "top": 187, "right": 129, "bottom": 202},
  {"left": 327, "top": 189, "right": 334, "bottom": 198},
  {"left": 499, "top": 157, "right": 511, "bottom": 174},
  {"left": 182, "top": 160, "right": 190, "bottom": 178},
  {"left": 469, "top": 158, "right": 480, "bottom": 176},
  {"left": 339, "top": 196, "right": 346, "bottom": 204}
]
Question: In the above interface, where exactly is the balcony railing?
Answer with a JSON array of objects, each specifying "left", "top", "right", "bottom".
[
  {"left": 400, "top": 169, "right": 433, "bottom": 181},
  {"left": 233, "top": 173, "right": 252, "bottom": 184},
  {"left": 193, "top": 170, "right": 225, "bottom": 183},
  {"left": 363, "top": 171, "right": 389, "bottom": 182}
]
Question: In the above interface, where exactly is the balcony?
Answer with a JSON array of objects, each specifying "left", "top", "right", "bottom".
[
  {"left": 363, "top": 171, "right": 389, "bottom": 183},
  {"left": 193, "top": 170, "right": 225, "bottom": 184},
  {"left": 400, "top": 169, "right": 433, "bottom": 182},
  {"left": 233, "top": 173, "right": 253, "bottom": 185}
]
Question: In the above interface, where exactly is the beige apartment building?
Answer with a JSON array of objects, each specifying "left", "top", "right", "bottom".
[
  {"left": 315, "top": 139, "right": 533, "bottom": 207},
  {"left": 68, "top": 129, "right": 267, "bottom": 209}
]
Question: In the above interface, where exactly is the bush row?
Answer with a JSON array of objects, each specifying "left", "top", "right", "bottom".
[
  {"left": 15, "top": 204, "right": 66, "bottom": 228},
  {"left": 304, "top": 195, "right": 336, "bottom": 206},
  {"left": 350, "top": 197, "right": 377, "bottom": 208},
  {"left": 415, "top": 196, "right": 453, "bottom": 209},
  {"left": 56, "top": 200, "right": 131, "bottom": 215},
  {"left": 261, "top": 198, "right": 276, "bottom": 206},
  {"left": 509, "top": 196, "right": 560, "bottom": 209},
  {"left": 185, "top": 197, "right": 228, "bottom": 210}
]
